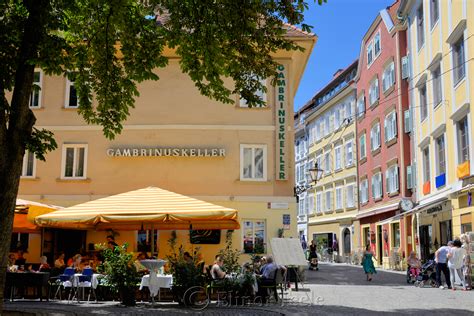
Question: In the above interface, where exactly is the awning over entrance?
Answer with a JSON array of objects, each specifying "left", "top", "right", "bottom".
[
  {"left": 14, "top": 199, "right": 63, "bottom": 233},
  {"left": 35, "top": 187, "right": 240, "bottom": 231}
]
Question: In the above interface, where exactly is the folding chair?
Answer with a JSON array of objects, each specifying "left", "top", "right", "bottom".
[
  {"left": 73, "top": 268, "right": 96, "bottom": 302},
  {"left": 53, "top": 267, "right": 75, "bottom": 301},
  {"left": 258, "top": 268, "right": 285, "bottom": 303}
]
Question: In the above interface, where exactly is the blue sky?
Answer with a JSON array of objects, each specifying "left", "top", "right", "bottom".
[{"left": 294, "top": 0, "right": 395, "bottom": 111}]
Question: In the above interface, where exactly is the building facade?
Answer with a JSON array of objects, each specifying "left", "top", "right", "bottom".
[
  {"left": 398, "top": 0, "right": 474, "bottom": 260},
  {"left": 355, "top": 1, "right": 413, "bottom": 268},
  {"left": 305, "top": 61, "right": 358, "bottom": 262},
  {"left": 15, "top": 28, "right": 316, "bottom": 264}
]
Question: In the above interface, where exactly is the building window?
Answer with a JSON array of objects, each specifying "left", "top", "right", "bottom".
[
  {"left": 432, "top": 64, "right": 442, "bottom": 106},
  {"left": 240, "top": 77, "right": 267, "bottom": 107},
  {"left": 453, "top": 36, "right": 465, "bottom": 85},
  {"left": 316, "top": 192, "right": 322, "bottom": 214},
  {"left": 367, "top": 42, "right": 373, "bottom": 66},
  {"left": 374, "top": 33, "right": 381, "bottom": 57},
  {"left": 324, "top": 114, "right": 330, "bottom": 136},
  {"left": 345, "top": 140, "right": 354, "bottom": 167},
  {"left": 370, "top": 123, "right": 381, "bottom": 152},
  {"left": 334, "top": 146, "right": 342, "bottom": 171},
  {"left": 29, "top": 71, "right": 42, "bottom": 109},
  {"left": 346, "top": 183, "right": 355, "bottom": 208},
  {"left": 371, "top": 172, "right": 383, "bottom": 200},
  {"left": 334, "top": 106, "right": 342, "bottom": 130},
  {"left": 21, "top": 151, "right": 36, "bottom": 178},
  {"left": 65, "top": 73, "right": 79, "bottom": 108},
  {"left": 382, "top": 62, "right": 395, "bottom": 92},
  {"left": 419, "top": 84, "right": 427, "bottom": 121},
  {"left": 345, "top": 100, "right": 353, "bottom": 122},
  {"left": 384, "top": 111, "right": 397, "bottom": 142},
  {"left": 335, "top": 186, "right": 343, "bottom": 211},
  {"left": 242, "top": 220, "right": 265, "bottom": 254},
  {"left": 325, "top": 190, "right": 333, "bottom": 212},
  {"left": 386, "top": 165, "right": 399, "bottom": 194},
  {"left": 324, "top": 152, "right": 331, "bottom": 175},
  {"left": 298, "top": 198, "right": 305, "bottom": 216},
  {"left": 392, "top": 222, "right": 401, "bottom": 248},
  {"left": 423, "top": 147, "right": 431, "bottom": 183},
  {"left": 430, "top": 0, "right": 439, "bottom": 29},
  {"left": 360, "top": 179, "right": 368, "bottom": 204},
  {"left": 435, "top": 135, "right": 446, "bottom": 176},
  {"left": 315, "top": 155, "right": 322, "bottom": 173},
  {"left": 240, "top": 144, "right": 267, "bottom": 181},
  {"left": 308, "top": 195, "right": 314, "bottom": 215},
  {"left": 369, "top": 78, "right": 379, "bottom": 106},
  {"left": 417, "top": 4, "right": 425, "bottom": 49},
  {"left": 357, "top": 95, "right": 365, "bottom": 118},
  {"left": 457, "top": 116, "right": 470, "bottom": 164},
  {"left": 315, "top": 121, "right": 321, "bottom": 142},
  {"left": 62, "top": 144, "right": 87, "bottom": 179},
  {"left": 359, "top": 134, "right": 367, "bottom": 160}
]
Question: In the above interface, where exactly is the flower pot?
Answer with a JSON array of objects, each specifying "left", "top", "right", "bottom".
[{"left": 120, "top": 287, "right": 136, "bottom": 306}]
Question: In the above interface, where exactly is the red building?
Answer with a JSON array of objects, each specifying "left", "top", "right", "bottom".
[{"left": 354, "top": 1, "right": 412, "bottom": 268}]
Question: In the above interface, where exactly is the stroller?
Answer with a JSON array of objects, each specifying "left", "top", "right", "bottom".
[
  {"left": 414, "top": 260, "right": 437, "bottom": 288},
  {"left": 308, "top": 251, "right": 319, "bottom": 271}
]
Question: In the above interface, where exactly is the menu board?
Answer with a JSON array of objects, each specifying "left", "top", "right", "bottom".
[
  {"left": 190, "top": 230, "right": 221, "bottom": 244},
  {"left": 270, "top": 238, "right": 308, "bottom": 266}
]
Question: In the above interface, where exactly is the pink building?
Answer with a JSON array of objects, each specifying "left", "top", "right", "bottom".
[{"left": 354, "top": 1, "right": 412, "bottom": 267}]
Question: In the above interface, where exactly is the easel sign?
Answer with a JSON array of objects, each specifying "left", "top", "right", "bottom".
[{"left": 270, "top": 238, "right": 307, "bottom": 266}]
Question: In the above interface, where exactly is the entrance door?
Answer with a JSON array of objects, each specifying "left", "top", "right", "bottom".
[
  {"left": 377, "top": 225, "right": 383, "bottom": 265},
  {"left": 54, "top": 229, "right": 86, "bottom": 262},
  {"left": 343, "top": 228, "right": 351, "bottom": 254},
  {"left": 439, "top": 220, "right": 452, "bottom": 246},
  {"left": 419, "top": 225, "right": 432, "bottom": 261}
]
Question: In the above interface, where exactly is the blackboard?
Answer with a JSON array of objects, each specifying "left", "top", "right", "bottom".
[{"left": 190, "top": 230, "right": 221, "bottom": 244}]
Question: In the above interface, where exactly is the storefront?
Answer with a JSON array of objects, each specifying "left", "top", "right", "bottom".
[{"left": 452, "top": 178, "right": 474, "bottom": 237}]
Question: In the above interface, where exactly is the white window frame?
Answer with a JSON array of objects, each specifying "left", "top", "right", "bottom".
[
  {"left": 242, "top": 219, "right": 266, "bottom": 254},
  {"left": 360, "top": 179, "right": 368, "bottom": 204},
  {"left": 457, "top": 116, "right": 470, "bottom": 164},
  {"left": 239, "top": 78, "right": 267, "bottom": 108},
  {"left": 371, "top": 123, "right": 381, "bottom": 151},
  {"left": 435, "top": 134, "right": 446, "bottom": 177},
  {"left": 372, "top": 172, "right": 383, "bottom": 199},
  {"left": 374, "top": 32, "right": 381, "bottom": 58},
  {"left": 65, "top": 75, "right": 79, "bottom": 109},
  {"left": 240, "top": 144, "right": 267, "bottom": 181},
  {"left": 452, "top": 35, "right": 466, "bottom": 86},
  {"left": 324, "top": 152, "right": 331, "bottom": 175},
  {"left": 369, "top": 77, "right": 379, "bottom": 106},
  {"left": 430, "top": 0, "right": 439, "bottom": 29},
  {"left": 386, "top": 165, "right": 399, "bottom": 194},
  {"left": 357, "top": 95, "right": 365, "bottom": 118},
  {"left": 29, "top": 70, "right": 42, "bottom": 109},
  {"left": 335, "top": 186, "right": 343, "bottom": 211},
  {"left": 367, "top": 42, "right": 373, "bottom": 66},
  {"left": 308, "top": 195, "right": 314, "bottom": 215},
  {"left": 61, "top": 144, "right": 88, "bottom": 180},
  {"left": 432, "top": 64, "right": 442, "bottom": 107},
  {"left": 382, "top": 62, "right": 395, "bottom": 92},
  {"left": 417, "top": 4, "right": 425, "bottom": 50},
  {"left": 316, "top": 192, "right": 322, "bottom": 214},
  {"left": 384, "top": 111, "right": 397, "bottom": 142},
  {"left": 359, "top": 134, "right": 367, "bottom": 160},
  {"left": 422, "top": 146, "right": 431, "bottom": 183},
  {"left": 419, "top": 84, "right": 428, "bottom": 121},
  {"left": 21, "top": 150, "right": 36, "bottom": 178},
  {"left": 346, "top": 183, "right": 355, "bottom": 208},
  {"left": 345, "top": 139, "right": 354, "bottom": 167},
  {"left": 325, "top": 190, "right": 333, "bottom": 212},
  {"left": 334, "top": 145, "right": 342, "bottom": 171}
]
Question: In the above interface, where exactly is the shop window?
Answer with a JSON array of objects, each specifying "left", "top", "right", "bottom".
[
  {"left": 10, "top": 233, "right": 29, "bottom": 252},
  {"left": 21, "top": 150, "right": 36, "bottom": 178},
  {"left": 461, "top": 213, "right": 472, "bottom": 234},
  {"left": 240, "top": 144, "right": 267, "bottom": 181},
  {"left": 243, "top": 220, "right": 265, "bottom": 254},
  {"left": 391, "top": 223, "right": 400, "bottom": 248},
  {"left": 61, "top": 144, "right": 87, "bottom": 179}
]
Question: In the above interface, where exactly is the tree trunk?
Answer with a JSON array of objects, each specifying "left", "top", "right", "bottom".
[{"left": 0, "top": 0, "right": 49, "bottom": 310}]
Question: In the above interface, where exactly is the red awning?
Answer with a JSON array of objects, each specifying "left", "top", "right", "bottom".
[{"left": 13, "top": 213, "right": 40, "bottom": 233}]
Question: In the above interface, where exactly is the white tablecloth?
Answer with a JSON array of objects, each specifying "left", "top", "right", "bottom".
[
  {"left": 70, "top": 273, "right": 103, "bottom": 289},
  {"left": 139, "top": 274, "right": 173, "bottom": 296}
]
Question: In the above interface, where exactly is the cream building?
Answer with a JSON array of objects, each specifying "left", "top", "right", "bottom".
[
  {"left": 398, "top": 0, "right": 473, "bottom": 258},
  {"left": 305, "top": 61, "right": 359, "bottom": 261},
  {"left": 15, "top": 28, "right": 316, "bottom": 264}
]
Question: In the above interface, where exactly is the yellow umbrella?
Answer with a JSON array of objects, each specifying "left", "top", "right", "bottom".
[
  {"left": 35, "top": 186, "right": 240, "bottom": 230},
  {"left": 14, "top": 199, "right": 63, "bottom": 233}
]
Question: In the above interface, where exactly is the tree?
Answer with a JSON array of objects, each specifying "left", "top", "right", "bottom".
[{"left": 0, "top": 0, "right": 325, "bottom": 308}]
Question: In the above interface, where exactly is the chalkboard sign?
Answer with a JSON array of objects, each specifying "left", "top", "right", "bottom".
[
  {"left": 270, "top": 238, "right": 307, "bottom": 266},
  {"left": 190, "top": 230, "right": 221, "bottom": 244}
]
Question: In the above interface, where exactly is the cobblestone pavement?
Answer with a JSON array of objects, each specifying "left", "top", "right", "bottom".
[{"left": 4, "top": 263, "right": 474, "bottom": 315}]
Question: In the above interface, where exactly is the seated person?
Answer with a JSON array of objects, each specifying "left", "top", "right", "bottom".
[
  {"left": 14, "top": 250, "right": 27, "bottom": 267},
  {"left": 256, "top": 255, "right": 286, "bottom": 302},
  {"left": 7, "top": 253, "right": 16, "bottom": 269},
  {"left": 29, "top": 256, "right": 51, "bottom": 272},
  {"left": 407, "top": 251, "right": 421, "bottom": 277},
  {"left": 134, "top": 253, "right": 148, "bottom": 274},
  {"left": 54, "top": 252, "right": 66, "bottom": 270},
  {"left": 210, "top": 255, "right": 226, "bottom": 280},
  {"left": 70, "top": 254, "right": 82, "bottom": 272}
]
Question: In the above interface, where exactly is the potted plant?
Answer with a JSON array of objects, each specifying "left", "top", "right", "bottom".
[{"left": 97, "top": 243, "right": 140, "bottom": 306}]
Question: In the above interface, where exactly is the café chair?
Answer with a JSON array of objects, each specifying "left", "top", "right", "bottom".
[
  {"left": 72, "top": 267, "right": 96, "bottom": 302},
  {"left": 53, "top": 267, "right": 75, "bottom": 301},
  {"left": 258, "top": 268, "right": 285, "bottom": 303}
]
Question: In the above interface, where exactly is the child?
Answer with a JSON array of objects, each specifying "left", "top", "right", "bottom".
[{"left": 407, "top": 252, "right": 421, "bottom": 277}]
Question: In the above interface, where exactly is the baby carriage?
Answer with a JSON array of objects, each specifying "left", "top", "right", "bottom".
[
  {"left": 308, "top": 251, "right": 319, "bottom": 271},
  {"left": 414, "top": 260, "right": 437, "bottom": 288}
]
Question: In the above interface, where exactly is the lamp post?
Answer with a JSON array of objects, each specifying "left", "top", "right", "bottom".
[{"left": 294, "top": 162, "right": 324, "bottom": 199}]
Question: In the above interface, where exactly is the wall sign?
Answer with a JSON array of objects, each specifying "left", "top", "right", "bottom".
[
  {"left": 275, "top": 64, "right": 287, "bottom": 180},
  {"left": 107, "top": 147, "right": 225, "bottom": 157},
  {"left": 190, "top": 230, "right": 221, "bottom": 244},
  {"left": 283, "top": 214, "right": 290, "bottom": 230}
]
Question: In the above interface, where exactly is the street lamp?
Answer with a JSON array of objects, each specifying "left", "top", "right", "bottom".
[{"left": 294, "top": 162, "right": 324, "bottom": 197}]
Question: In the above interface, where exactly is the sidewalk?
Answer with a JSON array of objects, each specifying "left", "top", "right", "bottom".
[{"left": 316, "top": 261, "right": 407, "bottom": 275}]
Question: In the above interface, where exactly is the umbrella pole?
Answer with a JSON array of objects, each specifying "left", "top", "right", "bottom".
[
  {"left": 151, "top": 224, "right": 154, "bottom": 258},
  {"left": 40, "top": 227, "right": 44, "bottom": 256}
]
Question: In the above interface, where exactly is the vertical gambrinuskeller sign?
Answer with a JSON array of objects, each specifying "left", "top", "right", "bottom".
[{"left": 275, "top": 64, "right": 287, "bottom": 180}]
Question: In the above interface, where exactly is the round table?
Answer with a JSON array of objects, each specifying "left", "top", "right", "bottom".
[
  {"left": 139, "top": 260, "right": 169, "bottom": 303},
  {"left": 139, "top": 274, "right": 173, "bottom": 301}
]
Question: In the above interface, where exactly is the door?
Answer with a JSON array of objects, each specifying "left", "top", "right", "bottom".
[
  {"left": 54, "top": 229, "right": 86, "bottom": 262},
  {"left": 377, "top": 225, "right": 383, "bottom": 265},
  {"left": 343, "top": 228, "right": 351, "bottom": 254},
  {"left": 419, "top": 225, "right": 432, "bottom": 261}
]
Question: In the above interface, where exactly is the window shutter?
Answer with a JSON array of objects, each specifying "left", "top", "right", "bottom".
[
  {"left": 385, "top": 170, "right": 390, "bottom": 194},
  {"left": 404, "top": 109, "right": 411, "bottom": 133},
  {"left": 407, "top": 165, "right": 413, "bottom": 189},
  {"left": 395, "top": 166, "right": 399, "bottom": 192},
  {"left": 371, "top": 178, "right": 375, "bottom": 199},
  {"left": 393, "top": 112, "right": 398, "bottom": 137},
  {"left": 401, "top": 55, "right": 410, "bottom": 79},
  {"left": 384, "top": 117, "right": 388, "bottom": 142}
]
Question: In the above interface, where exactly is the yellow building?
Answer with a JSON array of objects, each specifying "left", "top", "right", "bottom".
[
  {"left": 15, "top": 27, "right": 316, "bottom": 264},
  {"left": 305, "top": 61, "right": 359, "bottom": 262},
  {"left": 398, "top": 0, "right": 473, "bottom": 259}
]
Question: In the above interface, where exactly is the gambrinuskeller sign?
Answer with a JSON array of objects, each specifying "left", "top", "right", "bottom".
[
  {"left": 107, "top": 147, "right": 226, "bottom": 157},
  {"left": 275, "top": 64, "right": 287, "bottom": 180}
]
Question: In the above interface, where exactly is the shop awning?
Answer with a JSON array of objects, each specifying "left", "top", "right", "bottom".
[
  {"left": 35, "top": 187, "right": 240, "bottom": 231},
  {"left": 13, "top": 199, "right": 63, "bottom": 233}
]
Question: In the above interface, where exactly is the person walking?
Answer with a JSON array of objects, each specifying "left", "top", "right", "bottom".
[
  {"left": 362, "top": 245, "right": 377, "bottom": 281},
  {"left": 447, "top": 239, "right": 467, "bottom": 291},
  {"left": 435, "top": 241, "right": 453, "bottom": 289}
]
